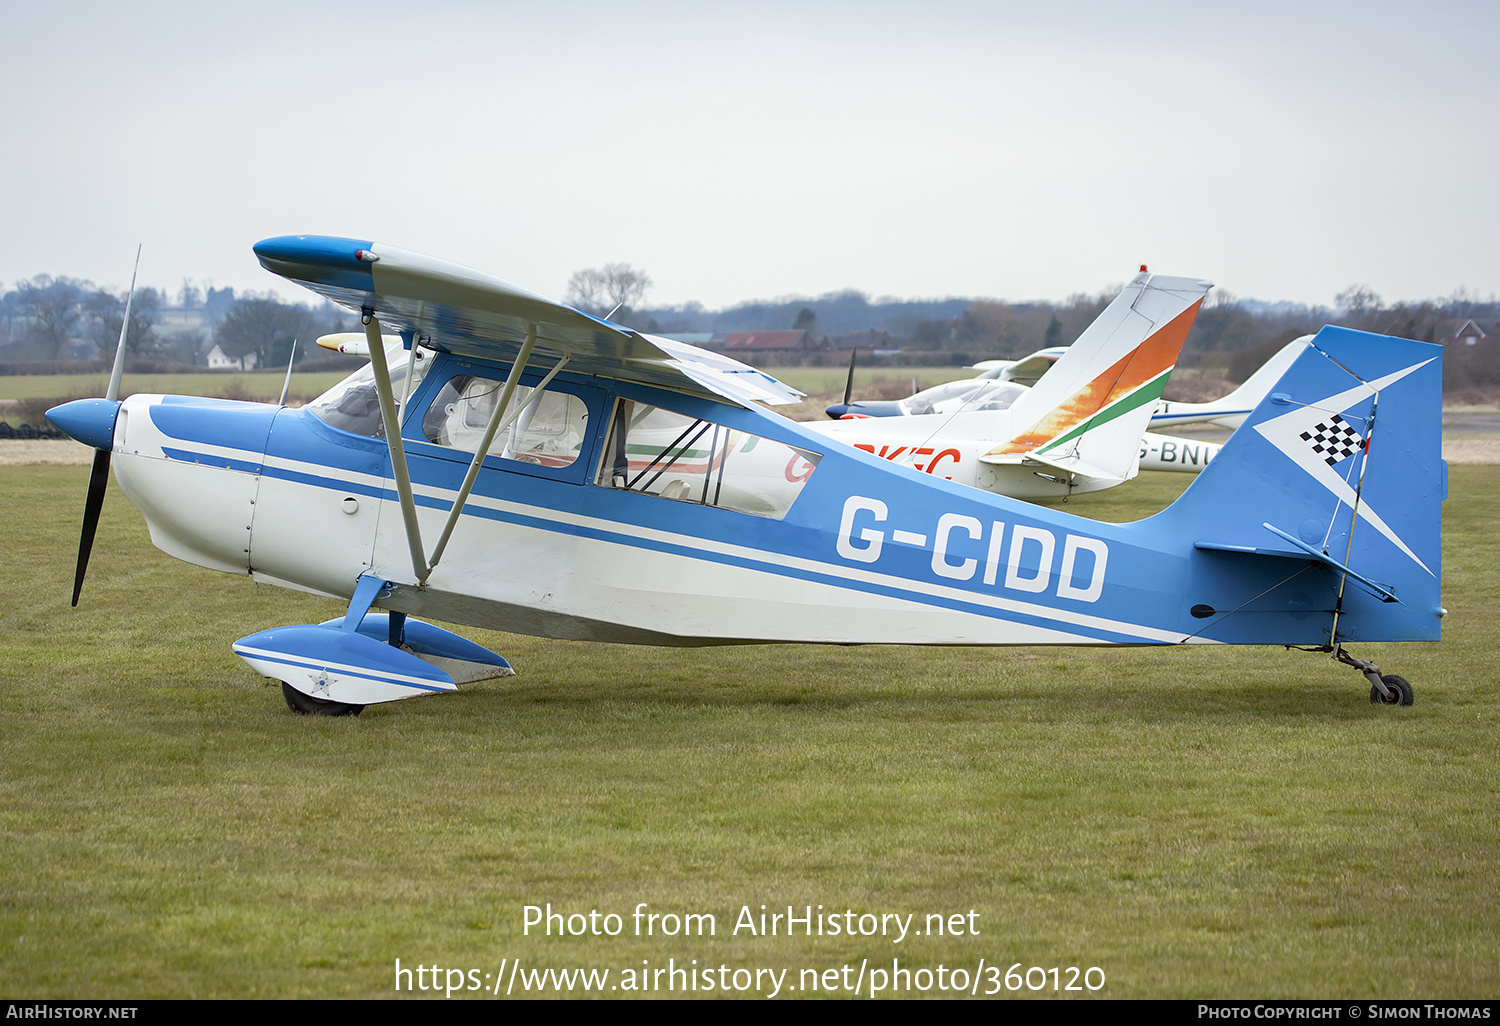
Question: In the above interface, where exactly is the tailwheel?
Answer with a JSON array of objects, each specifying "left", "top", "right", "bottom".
[
  {"left": 281, "top": 681, "right": 364, "bottom": 717},
  {"left": 1369, "top": 674, "right": 1414, "bottom": 706},
  {"left": 1328, "top": 644, "right": 1414, "bottom": 707}
]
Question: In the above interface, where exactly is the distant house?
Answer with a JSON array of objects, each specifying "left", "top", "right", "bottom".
[
  {"left": 1445, "top": 319, "right": 1495, "bottom": 347},
  {"left": 156, "top": 306, "right": 212, "bottom": 329},
  {"left": 207, "top": 345, "right": 257, "bottom": 370},
  {"left": 717, "top": 330, "right": 831, "bottom": 357}
]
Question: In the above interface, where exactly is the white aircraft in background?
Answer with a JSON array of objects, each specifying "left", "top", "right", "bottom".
[
  {"left": 969, "top": 348, "right": 1068, "bottom": 386},
  {"left": 804, "top": 270, "right": 1217, "bottom": 499},
  {"left": 1149, "top": 335, "right": 1312, "bottom": 429},
  {"left": 828, "top": 331, "right": 1312, "bottom": 438},
  {"left": 823, "top": 350, "right": 1062, "bottom": 421}
]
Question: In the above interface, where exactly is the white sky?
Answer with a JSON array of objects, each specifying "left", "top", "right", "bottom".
[{"left": 3, "top": 0, "right": 1496, "bottom": 310}]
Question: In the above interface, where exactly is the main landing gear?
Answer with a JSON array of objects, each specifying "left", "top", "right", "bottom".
[{"left": 280, "top": 681, "right": 365, "bottom": 717}]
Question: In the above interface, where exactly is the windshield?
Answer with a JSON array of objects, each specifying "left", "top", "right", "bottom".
[
  {"left": 929, "top": 380, "right": 1026, "bottom": 414},
  {"left": 900, "top": 379, "right": 986, "bottom": 416},
  {"left": 900, "top": 378, "right": 1027, "bottom": 416},
  {"left": 305, "top": 346, "right": 434, "bottom": 437}
]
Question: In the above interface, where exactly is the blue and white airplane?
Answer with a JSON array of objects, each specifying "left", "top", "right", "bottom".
[{"left": 48, "top": 236, "right": 1444, "bottom": 715}]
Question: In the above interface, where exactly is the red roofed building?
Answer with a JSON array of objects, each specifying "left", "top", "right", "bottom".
[
  {"left": 718, "top": 330, "right": 831, "bottom": 357},
  {"left": 832, "top": 329, "right": 897, "bottom": 353}
]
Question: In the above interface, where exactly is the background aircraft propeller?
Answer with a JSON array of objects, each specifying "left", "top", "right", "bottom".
[{"left": 825, "top": 347, "right": 859, "bottom": 419}]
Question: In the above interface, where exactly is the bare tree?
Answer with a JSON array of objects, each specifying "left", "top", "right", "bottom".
[
  {"left": 565, "top": 268, "right": 606, "bottom": 313},
  {"left": 15, "top": 275, "right": 88, "bottom": 359},
  {"left": 1336, "top": 284, "right": 1382, "bottom": 317},
  {"left": 178, "top": 278, "right": 202, "bottom": 309},
  {"left": 565, "top": 263, "right": 652, "bottom": 316},
  {"left": 215, "top": 295, "right": 325, "bottom": 369},
  {"left": 83, "top": 286, "right": 161, "bottom": 357}
]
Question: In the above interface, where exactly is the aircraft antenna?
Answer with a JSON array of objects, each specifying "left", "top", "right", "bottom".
[{"left": 278, "top": 339, "right": 297, "bottom": 407}]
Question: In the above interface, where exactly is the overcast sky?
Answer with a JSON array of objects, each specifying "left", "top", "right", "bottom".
[{"left": 4, "top": 1, "right": 1496, "bottom": 311}]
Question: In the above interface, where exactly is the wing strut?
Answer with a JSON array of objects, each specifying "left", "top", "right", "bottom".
[
  {"left": 364, "top": 310, "right": 430, "bottom": 585},
  {"left": 426, "top": 330, "right": 573, "bottom": 573},
  {"left": 361, "top": 315, "right": 572, "bottom": 587}
]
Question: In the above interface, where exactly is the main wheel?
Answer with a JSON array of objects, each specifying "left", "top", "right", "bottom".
[
  {"left": 282, "top": 681, "right": 364, "bottom": 717},
  {"left": 1369, "top": 674, "right": 1414, "bottom": 706}
]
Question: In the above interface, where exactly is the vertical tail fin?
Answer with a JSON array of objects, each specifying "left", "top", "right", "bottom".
[
  {"left": 981, "top": 271, "right": 1211, "bottom": 484},
  {"left": 1151, "top": 334, "right": 1313, "bottom": 430},
  {"left": 1158, "top": 326, "right": 1443, "bottom": 644}
]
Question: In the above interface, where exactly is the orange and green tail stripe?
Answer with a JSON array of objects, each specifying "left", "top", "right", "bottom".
[{"left": 986, "top": 299, "right": 1203, "bottom": 458}]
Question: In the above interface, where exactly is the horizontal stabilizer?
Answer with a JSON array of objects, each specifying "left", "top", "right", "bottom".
[
  {"left": 1195, "top": 522, "right": 1398, "bottom": 603},
  {"left": 979, "top": 448, "right": 1126, "bottom": 485}
]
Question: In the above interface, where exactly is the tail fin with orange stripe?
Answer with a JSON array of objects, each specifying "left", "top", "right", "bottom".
[{"left": 981, "top": 270, "right": 1212, "bottom": 485}]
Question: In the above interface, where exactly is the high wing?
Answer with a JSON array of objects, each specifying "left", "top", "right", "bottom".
[{"left": 253, "top": 235, "right": 802, "bottom": 409}]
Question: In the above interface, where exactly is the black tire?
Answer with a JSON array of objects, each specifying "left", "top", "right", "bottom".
[
  {"left": 282, "top": 681, "right": 364, "bottom": 717},
  {"left": 1369, "top": 674, "right": 1414, "bottom": 706}
]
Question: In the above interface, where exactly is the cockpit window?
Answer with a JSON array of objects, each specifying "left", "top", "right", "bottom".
[
  {"left": 305, "top": 346, "right": 434, "bottom": 437},
  {"left": 422, "top": 374, "right": 589, "bottom": 468},
  {"left": 596, "top": 400, "right": 819, "bottom": 519}
]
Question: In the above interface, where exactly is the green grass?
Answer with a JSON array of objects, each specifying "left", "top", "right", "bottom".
[
  {"left": 0, "top": 371, "right": 350, "bottom": 403},
  {"left": 769, "top": 365, "right": 970, "bottom": 397},
  {"left": 0, "top": 467, "right": 1495, "bottom": 998}
]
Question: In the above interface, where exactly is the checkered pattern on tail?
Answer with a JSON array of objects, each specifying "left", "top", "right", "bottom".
[{"left": 1300, "top": 414, "right": 1364, "bottom": 466}]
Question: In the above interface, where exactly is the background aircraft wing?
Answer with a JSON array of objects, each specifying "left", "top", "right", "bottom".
[{"left": 254, "top": 235, "right": 803, "bottom": 408}]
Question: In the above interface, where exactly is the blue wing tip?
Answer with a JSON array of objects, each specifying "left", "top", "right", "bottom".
[{"left": 254, "top": 235, "right": 376, "bottom": 287}]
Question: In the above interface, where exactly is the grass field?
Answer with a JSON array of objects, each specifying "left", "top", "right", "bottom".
[
  {"left": 0, "top": 466, "right": 1495, "bottom": 999},
  {"left": 0, "top": 371, "right": 352, "bottom": 404},
  {"left": 762, "top": 365, "right": 969, "bottom": 397}
]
